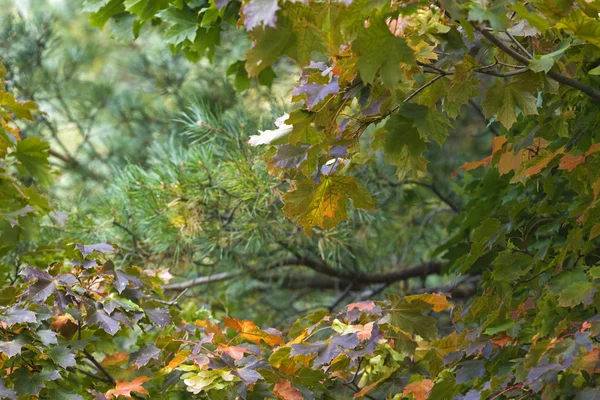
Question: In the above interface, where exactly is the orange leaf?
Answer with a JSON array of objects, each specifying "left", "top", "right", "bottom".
[
  {"left": 402, "top": 379, "right": 434, "bottom": 400},
  {"left": 217, "top": 344, "right": 252, "bottom": 360},
  {"left": 102, "top": 352, "right": 129, "bottom": 367},
  {"left": 274, "top": 380, "right": 303, "bottom": 400},
  {"left": 357, "top": 322, "right": 374, "bottom": 341},
  {"left": 162, "top": 350, "right": 190, "bottom": 373},
  {"left": 521, "top": 148, "right": 564, "bottom": 177},
  {"left": 406, "top": 293, "right": 451, "bottom": 312},
  {"left": 347, "top": 300, "right": 376, "bottom": 312},
  {"left": 105, "top": 376, "right": 149, "bottom": 399},
  {"left": 51, "top": 315, "right": 78, "bottom": 339},
  {"left": 452, "top": 156, "right": 492, "bottom": 177},
  {"left": 223, "top": 317, "right": 284, "bottom": 347},
  {"left": 558, "top": 154, "right": 586, "bottom": 171},
  {"left": 490, "top": 334, "right": 513, "bottom": 348}
]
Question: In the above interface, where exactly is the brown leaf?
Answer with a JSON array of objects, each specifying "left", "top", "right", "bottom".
[
  {"left": 274, "top": 380, "right": 303, "bottom": 400},
  {"left": 217, "top": 344, "right": 252, "bottom": 361},
  {"left": 402, "top": 379, "right": 434, "bottom": 400},
  {"left": 105, "top": 376, "right": 149, "bottom": 399},
  {"left": 101, "top": 352, "right": 129, "bottom": 367}
]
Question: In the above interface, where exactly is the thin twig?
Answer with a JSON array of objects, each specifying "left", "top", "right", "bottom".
[
  {"left": 82, "top": 349, "right": 116, "bottom": 385},
  {"left": 505, "top": 31, "right": 533, "bottom": 59}
]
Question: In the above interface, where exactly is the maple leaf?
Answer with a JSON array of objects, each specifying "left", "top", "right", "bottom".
[
  {"left": 243, "top": 0, "right": 279, "bottom": 31},
  {"left": 223, "top": 317, "right": 284, "bottom": 346},
  {"left": 130, "top": 344, "right": 161, "bottom": 368},
  {"left": 105, "top": 376, "right": 149, "bottom": 399},
  {"left": 482, "top": 80, "right": 538, "bottom": 129},
  {"left": 376, "top": 115, "right": 428, "bottom": 179},
  {"left": 405, "top": 293, "right": 451, "bottom": 312},
  {"left": 292, "top": 78, "right": 339, "bottom": 109},
  {"left": 101, "top": 352, "right": 129, "bottom": 367},
  {"left": 352, "top": 17, "right": 415, "bottom": 88},
  {"left": 156, "top": 6, "right": 199, "bottom": 45},
  {"left": 217, "top": 344, "right": 252, "bottom": 361},
  {"left": 403, "top": 379, "right": 434, "bottom": 400},
  {"left": 162, "top": 350, "right": 191, "bottom": 373},
  {"left": 282, "top": 176, "right": 376, "bottom": 233},
  {"left": 274, "top": 379, "right": 303, "bottom": 400}
]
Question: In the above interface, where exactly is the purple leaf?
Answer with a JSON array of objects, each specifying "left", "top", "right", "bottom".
[
  {"left": 3, "top": 205, "right": 36, "bottom": 227},
  {"left": 146, "top": 308, "right": 172, "bottom": 327},
  {"left": 234, "top": 366, "right": 264, "bottom": 385},
  {"left": 0, "top": 379, "right": 17, "bottom": 400},
  {"left": 71, "top": 259, "right": 97, "bottom": 269},
  {"left": 49, "top": 210, "right": 69, "bottom": 227},
  {"left": 86, "top": 308, "right": 121, "bottom": 336},
  {"left": 130, "top": 344, "right": 161, "bottom": 368},
  {"left": 76, "top": 243, "right": 114, "bottom": 257},
  {"left": 0, "top": 306, "right": 36, "bottom": 325},
  {"left": 243, "top": 0, "right": 279, "bottom": 31},
  {"left": 112, "top": 312, "right": 133, "bottom": 328},
  {"left": 57, "top": 274, "right": 78, "bottom": 286},
  {"left": 28, "top": 280, "right": 56, "bottom": 303},
  {"left": 273, "top": 145, "right": 309, "bottom": 169},
  {"left": 215, "top": 0, "right": 229, "bottom": 10},
  {"left": 0, "top": 338, "right": 25, "bottom": 358},
  {"left": 361, "top": 98, "right": 384, "bottom": 117},
  {"left": 20, "top": 266, "right": 52, "bottom": 282},
  {"left": 293, "top": 78, "right": 339, "bottom": 109},
  {"left": 455, "top": 360, "right": 485, "bottom": 384},
  {"left": 37, "top": 330, "right": 58, "bottom": 346},
  {"left": 527, "top": 362, "right": 561, "bottom": 382},
  {"left": 330, "top": 146, "right": 347, "bottom": 158}
]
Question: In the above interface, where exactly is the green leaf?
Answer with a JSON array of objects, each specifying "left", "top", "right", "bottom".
[
  {"left": 491, "top": 250, "right": 532, "bottom": 282},
  {"left": 124, "top": 0, "right": 170, "bottom": 21},
  {"left": 157, "top": 6, "right": 199, "bottom": 45},
  {"left": 246, "top": 17, "right": 293, "bottom": 76},
  {"left": 86, "top": 0, "right": 126, "bottom": 28},
  {"left": 47, "top": 347, "right": 77, "bottom": 368},
  {"left": 482, "top": 80, "right": 538, "bottom": 129},
  {"left": 556, "top": 10, "right": 600, "bottom": 49},
  {"left": 528, "top": 40, "right": 570, "bottom": 73},
  {"left": 467, "top": 2, "right": 510, "bottom": 31},
  {"left": 375, "top": 115, "right": 427, "bottom": 179},
  {"left": 387, "top": 293, "right": 438, "bottom": 340},
  {"left": 399, "top": 103, "right": 452, "bottom": 146},
  {"left": 14, "top": 137, "right": 51, "bottom": 186},
  {"left": 589, "top": 65, "right": 600, "bottom": 75},
  {"left": 352, "top": 17, "right": 415, "bottom": 88},
  {"left": 558, "top": 282, "right": 596, "bottom": 308}
]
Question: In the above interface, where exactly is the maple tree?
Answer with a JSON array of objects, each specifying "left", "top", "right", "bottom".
[{"left": 0, "top": 0, "right": 600, "bottom": 399}]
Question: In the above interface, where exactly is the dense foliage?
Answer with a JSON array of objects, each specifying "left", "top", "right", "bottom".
[{"left": 1, "top": 0, "right": 600, "bottom": 399}]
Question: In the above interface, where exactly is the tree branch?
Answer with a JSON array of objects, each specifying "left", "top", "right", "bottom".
[
  {"left": 478, "top": 29, "right": 600, "bottom": 101},
  {"left": 163, "top": 257, "right": 446, "bottom": 290}
]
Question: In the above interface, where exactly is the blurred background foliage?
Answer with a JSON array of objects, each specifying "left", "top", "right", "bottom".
[{"left": 0, "top": 0, "right": 492, "bottom": 328}]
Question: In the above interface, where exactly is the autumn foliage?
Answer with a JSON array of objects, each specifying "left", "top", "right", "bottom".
[{"left": 1, "top": 0, "right": 600, "bottom": 399}]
